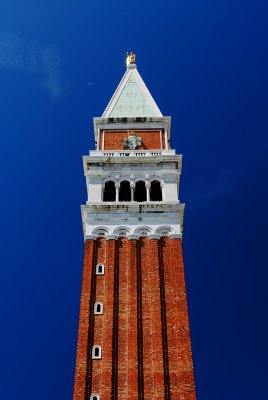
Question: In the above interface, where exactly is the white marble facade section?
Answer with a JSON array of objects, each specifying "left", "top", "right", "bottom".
[
  {"left": 85, "top": 160, "right": 180, "bottom": 203},
  {"left": 85, "top": 224, "right": 182, "bottom": 240}
]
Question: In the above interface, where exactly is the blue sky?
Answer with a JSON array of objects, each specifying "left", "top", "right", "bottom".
[{"left": 1, "top": 1, "right": 268, "bottom": 399}]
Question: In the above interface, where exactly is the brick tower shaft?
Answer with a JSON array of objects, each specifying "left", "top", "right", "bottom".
[{"left": 73, "top": 54, "right": 196, "bottom": 400}]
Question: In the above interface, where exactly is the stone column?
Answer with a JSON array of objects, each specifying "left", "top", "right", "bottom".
[
  {"left": 145, "top": 181, "right": 151, "bottom": 202},
  {"left": 161, "top": 180, "right": 165, "bottom": 201},
  {"left": 130, "top": 181, "right": 135, "bottom": 202},
  {"left": 115, "top": 182, "right": 120, "bottom": 202}
]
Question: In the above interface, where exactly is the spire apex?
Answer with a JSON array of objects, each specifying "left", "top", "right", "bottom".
[
  {"left": 102, "top": 55, "right": 162, "bottom": 118},
  {"left": 126, "top": 51, "right": 136, "bottom": 68}
]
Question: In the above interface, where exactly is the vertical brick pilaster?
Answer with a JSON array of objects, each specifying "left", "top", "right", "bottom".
[
  {"left": 158, "top": 239, "right": 170, "bottom": 399},
  {"left": 101, "top": 239, "right": 116, "bottom": 399},
  {"left": 73, "top": 240, "right": 96, "bottom": 400},
  {"left": 150, "top": 239, "right": 166, "bottom": 399},
  {"left": 163, "top": 238, "right": 196, "bottom": 400},
  {"left": 128, "top": 239, "right": 138, "bottom": 399},
  {"left": 136, "top": 239, "right": 144, "bottom": 400},
  {"left": 111, "top": 240, "right": 119, "bottom": 400},
  {"left": 118, "top": 238, "right": 129, "bottom": 398},
  {"left": 142, "top": 238, "right": 165, "bottom": 399},
  {"left": 91, "top": 238, "right": 106, "bottom": 395}
]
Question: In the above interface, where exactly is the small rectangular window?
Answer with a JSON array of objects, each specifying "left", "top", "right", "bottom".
[
  {"left": 96, "top": 263, "right": 104, "bottom": 275},
  {"left": 94, "top": 302, "right": 103, "bottom": 315},
  {"left": 92, "top": 345, "right": 102, "bottom": 359}
]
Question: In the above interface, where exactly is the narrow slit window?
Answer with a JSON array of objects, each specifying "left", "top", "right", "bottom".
[
  {"left": 92, "top": 345, "right": 102, "bottom": 359},
  {"left": 94, "top": 302, "right": 103, "bottom": 315},
  {"left": 96, "top": 264, "right": 104, "bottom": 275}
]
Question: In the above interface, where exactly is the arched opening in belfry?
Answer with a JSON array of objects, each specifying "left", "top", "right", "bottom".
[
  {"left": 119, "top": 181, "right": 131, "bottom": 201},
  {"left": 134, "top": 181, "right": 147, "bottom": 202},
  {"left": 150, "top": 180, "right": 162, "bottom": 201},
  {"left": 103, "top": 181, "right": 116, "bottom": 201}
]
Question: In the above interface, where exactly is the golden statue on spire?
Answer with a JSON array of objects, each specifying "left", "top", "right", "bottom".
[{"left": 126, "top": 52, "right": 136, "bottom": 66}]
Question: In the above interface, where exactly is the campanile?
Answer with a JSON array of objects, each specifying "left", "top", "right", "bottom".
[{"left": 73, "top": 53, "right": 196, "bottom": 400}]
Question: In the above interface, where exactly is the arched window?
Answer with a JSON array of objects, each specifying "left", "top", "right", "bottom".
[
  {"left": 96, "top": 264, "right": 104, "bottom": 275},
  {"left": 103, "top": 181, "right": 116, "bottom": 201},
  {"left": 119, "top": 181, "right": 131, "bottom": 201},
  {"left": 134, "top": 181, "right": 146, "bottom": 202},
  {"left": 92, "top": 345, "right": 102, "bottom": 359},
  {"left": 94, "top": 302, "right": 103, "bottom": 315},
  {"left": 90, "top": 394, "right": 100, "bottom": 400},
  {"left": 150, "top": 180, "right": 162, "bottom": 201}
]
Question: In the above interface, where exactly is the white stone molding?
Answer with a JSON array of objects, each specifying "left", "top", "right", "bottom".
[
  {"left": 89, "top": 149, "right": 176, "bottom": 158},
  {"left": 134, "top": 226, "right": 152, "bottom": 236},
  {"left": 86, "top": 234, "right": 97, "bottom": 240},
  {"left": 84, "top": 224, "right": 181, "bottom": 240},
  {"left": 149, "top": 234, "right": 161, "bottom": 240},
  {"left": 113, "top": 226, "right": 131, "bottom": 236},
  {"left": 127, "top": 234, "right": 140, "bottom": 240},
  {"left": 106, "top": 234, "right": 119, "bottom": 240},
  {"left": 92, "top": 227, "right": 110, "bottom": 237},
  {"left": 169, "top": 233, "right": 182, "bottom": 239}
]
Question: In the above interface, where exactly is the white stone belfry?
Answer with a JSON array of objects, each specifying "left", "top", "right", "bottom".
[{"left": 81, "top": 54, "right": 184, "bottom": 240}]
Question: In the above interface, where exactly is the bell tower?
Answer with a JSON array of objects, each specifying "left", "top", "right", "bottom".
[{"left": 73, "top": 53, "right": 196, "bottom": 400}]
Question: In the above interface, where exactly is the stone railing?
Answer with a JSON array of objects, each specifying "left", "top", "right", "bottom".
[{"left": 89, "top": 149, "right": 176, "bottom": 157}]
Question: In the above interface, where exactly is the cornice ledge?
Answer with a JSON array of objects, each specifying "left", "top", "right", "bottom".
[
  {"left": 127, "top": 234, "right": 139, "bottom": 240},
  {"left": 149, "top": 234, "right": 161, "bottom": 240},
  {"left": 169, "top": 233, "right": 182, "bottom": 239},
  {"left": 85, "top": 234, "right": 97, "bottom": 240},
  {"left": 106, "top": 234, "right": 119, "bottom": 240}
]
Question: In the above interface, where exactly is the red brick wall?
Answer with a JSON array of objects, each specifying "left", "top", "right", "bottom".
[
  {"left": 117, "top": 238, "right": 139, "bottom": 398},
  {"left": 161, "top": 238, "right": 196, "bottom": 399},
  {"left": 101, "top": 130, "right": 163, "bottom": 150},
  {"left": 73, "top": 238, "right": 196, "bottom": 400},
  {"left": 91, "top": 239, "right": 106, "bottom": 394},
  {"left": 101, "top": 240, "right": 116, "bottom": 398},
  {"left": 142, "top": 238, "right": 165, "bottom": 399},
  {"left": 73, "top": 240, "right": 95, "bottom": 400},
  {"left": 162, "top": 131, "right": 166, "bottom": 149}
]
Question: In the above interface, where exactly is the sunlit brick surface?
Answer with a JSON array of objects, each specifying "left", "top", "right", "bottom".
[
  {"left": 73, "top": 237, "right": 196, "bottom": 400},
  {"left": 100, "top": 130, "right": 165, "bottom": 150}
]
